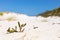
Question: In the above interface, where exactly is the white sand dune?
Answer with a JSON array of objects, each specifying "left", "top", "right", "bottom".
[{"left": 0, "top": 12, "right": 60, "bottom": 40}]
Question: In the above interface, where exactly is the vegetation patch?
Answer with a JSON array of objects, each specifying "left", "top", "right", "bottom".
[
  {"left": 37, "top": 7, "right": 60, "bottom": 17},
  {"left": 0, "top": 12, "right": 3, "bottom": 16},
  {"left": 7, "top": 21, "right": 26, "bottom": 33},
  {"left": 7, "top": 17, "right": 16, "bottom": 21},
  {"left": 33, "top": 27, "right": 38, "bottom": 29}
]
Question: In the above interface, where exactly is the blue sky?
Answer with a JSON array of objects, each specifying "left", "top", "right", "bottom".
[{"left": 0, "top": 0, "right": 60, "bottom": 16}]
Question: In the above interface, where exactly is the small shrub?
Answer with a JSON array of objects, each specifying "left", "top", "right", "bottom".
[
  {"left": 7, "top": 21, "right": 26, "bottom": 33},
  {"left": 18, "top": 21, "right": 26, "bottom": 32},
  {"left": 7, "top": 26, "right": 18, "bottom": 33}
]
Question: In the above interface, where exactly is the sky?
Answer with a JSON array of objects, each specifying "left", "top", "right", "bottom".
[{"left": 0, "top": 0, "right": 60, "bottom": 16}]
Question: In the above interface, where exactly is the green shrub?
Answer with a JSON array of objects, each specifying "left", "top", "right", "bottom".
[
  {"left": 7, "top": 26, "right": 18, "bottom": 33},
  {"left": 7, "top": 21, "right": 26, "bottom": 33},
  {"left": 18, "top": 21, "right": 26, "bottom": 32}
]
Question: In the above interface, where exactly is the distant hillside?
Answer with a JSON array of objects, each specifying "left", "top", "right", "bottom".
[{"left": 37, "top": 7, "right": 60, "bottom": 17}]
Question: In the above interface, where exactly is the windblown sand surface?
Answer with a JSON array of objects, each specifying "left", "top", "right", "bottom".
[{"left": 0, "top": 13, "right": 60, "bottom": 40}]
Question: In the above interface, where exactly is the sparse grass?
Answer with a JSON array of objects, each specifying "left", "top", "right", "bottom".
[
  {"left": 7, "top": 17, "right": 16, "bottom": 21},
  {"left": 7, "top": 26, "right": 18, "bottom": 33},
  {"left": 7, "top": 21, "right": 26, "bottom": 33},
  {"left": 0, "top": 12, "right": 3, "bottom": 16},
  {"left": 18, "top": 21, "right": 26, "bottom": 32}
]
